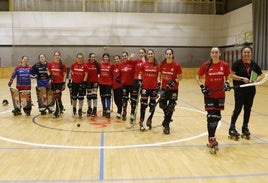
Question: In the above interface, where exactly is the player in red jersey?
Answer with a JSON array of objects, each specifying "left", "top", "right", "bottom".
[
  {"left": 68, "top": 53, "right": 88, "bottom": 118},
  {"left": 99, "top": 53, "right": 114, "bottom": 118},
  {"left": 159, "top": 48, "right": 182, "bottom": 134},
  {"left": 196, "top": 47, "right": 230, "bottom": 153},
  {"left": 117, "top": 51, "right": 137, "bottom": 121},
  {"left": 112, "top": 55, "right": 123, "bottom": 119},
  {"left": 85, "top": 53, "right": 100, "bottom": 117},
  {"left": 139, "top": 49, "right": 160, "bottom": 131},
  {"left": 47, "top": 51, "right": 67, "bottom": 118},
  {"left": 130, "top": 48, "right": 147, "bottom": 122}
]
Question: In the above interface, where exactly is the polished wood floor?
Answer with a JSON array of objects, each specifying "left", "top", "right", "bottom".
[{"left": 0, "top": 78, "right": 268, "bottom": 183}]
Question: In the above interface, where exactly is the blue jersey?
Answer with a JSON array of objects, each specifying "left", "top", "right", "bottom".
[
  {"left": 32, "top": 62, "right": 50, "bottom": 88},
  {"left": 10, "top": 64, "right": 32, "bottom": 90}
]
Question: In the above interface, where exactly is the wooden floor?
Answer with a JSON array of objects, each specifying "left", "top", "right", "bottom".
[{"left": 0, "top": 78, "right": 268, "bottom": 183}]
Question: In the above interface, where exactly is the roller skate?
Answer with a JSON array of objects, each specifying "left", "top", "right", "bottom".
[
  {"left": 163, "top": 126, "right": 170, "bottom": 134},
  {"left": 130, "top": 113, "right": 135, "bottom": 124},
  {"left": 91, "top": 107, "right": 97, "bottom": 117},
  {"left": 12, "top": 108, "right": 22, "bottom": 116},
  {"left": 122, "top": 110, "right": 127, "bottom": 121},
  {"left": 139, "top": 120, "right": 145, "bottom": 132},
  {"left": 146, "top": 119, "right": 152, "bottom": 130},
  {"left": 53, "top": 110, "right": 60, "bottom": 119},
  {"left": 241, "top": 127, "right": 251, "bottom": 140},
  {"left": 162, "top": 119, "right": 170, "bottom": 134},
  {"left": 48, "top": 106, "right": 54, "bottom": 113},
  {"left": 228, "top": 128, "right": 240, "bottom": 141},
  {"left": 106, "top": 110, "right": 110, "bottom": 118},
  {"left": 39, "top": 108, "right": 47, "bottom": 115},
  {"left": 116, "top": 113, "right": 121, "bottom": 119},
  {"left": 72, "top": 107, "right": 77, "bottom": 117},
  {"left": 78, "top": 109, "right": 82, "bottom": 119},
  {"left": 87, "top": 107, "right": 92, "bottom": 117},
  {"left": 102, "top": 110, "right": 107, "bottom": 117},
  {"left": 207, "top": 137, "right": 219, "bottom": 154}
]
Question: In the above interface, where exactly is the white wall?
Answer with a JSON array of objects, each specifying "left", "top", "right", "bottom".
[{"left": 0, "top": 4, "right": 253, "bottom": 67}]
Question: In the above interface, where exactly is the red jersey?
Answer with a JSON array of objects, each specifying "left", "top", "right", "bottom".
[
  {"left": 48, "top": 60, "right": 67, "bottom": 83},
  {"left": 112, "top": 63, "right": 121, "bottom": 89},
  {"left": 118, "top": 60, "right": 136, "bottom": 86},
  {"left": 133, "top": 59, "right": 144, "bottom": 80},
  {"left": 140, "top": 62, "right": 159, "bottom": 90},
  {"left": 70, "top": 61, "right": 87, "bottom": 83},
  {"left": 198, "top": 60, "right": 230, "bottom": 98},
  {"left": 160, "top": 61, "right": 182, "bottom": 90},
  {"left": 85, "top": 61, "right": 99, "bottom": 83},
  {"left": 99, "top": 61, "right": 114, "bottom": 85}
]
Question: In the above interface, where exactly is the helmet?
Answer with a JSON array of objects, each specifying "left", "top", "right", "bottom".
[{"left": 2, "top": 99, "right": 9, "bottom": 106}]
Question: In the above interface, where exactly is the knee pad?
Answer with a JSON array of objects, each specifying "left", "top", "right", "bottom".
[
  {"left": 105, "top": 94, "right": 111, "bottom": 99},
  {"left": 207, "top": 111, "right": 221, "bottom": 123},
  {"left": 159, "top": 99, "right": 167, "bottom": 109},
  {"left": 72, "top": 95, "right": 78, "bottom": 100},
  {"left": 165, "top": 103, "right": 175, "bottom": 115},
  {"left": 92, "top": 93, "right": 97, "bottom": 100},
  {"left": 87, "top": 94, "right": 93, "bottom": 100},
  {"left": 149, "top": 103, "right": 156, "bottom": 112},
  {"left": 78, "top": 95, "right": 84, "bottom": 100},
  {"left": 140, "top": 101, "right": 148, "bottom": 110}
]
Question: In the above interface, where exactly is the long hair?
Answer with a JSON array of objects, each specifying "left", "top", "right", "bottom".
[
  {"left": 89, "top": 53, "right": 100, "bottom": 74},
  {"left": 161, "top": 48, "right": 174, "bottom": 65},
  {"left": 206, "top": 47, "right": 221, "bottom": 73},
  {"left": 54, "top": 51, "right": 63, "bottom": 70},
  {"left": 147, "top": 49, "right": 158, "bottom": 66}
]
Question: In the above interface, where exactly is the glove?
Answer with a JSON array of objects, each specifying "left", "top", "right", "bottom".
[
  {"left": 67, "top": 80, "right": 72, "bottom": 89},
  {"left": 62, "top": 82, "right": 66, "bottom": 91},
  {"left": 200, "top": 84, "right": 210, "bottom": 95},
  {"left": 137, "top": 79, "right": 142, "bottom": 87},
  {"left": 167, "top": 80, "right": 176, "bottom": 88},
  {"left": 157, "top": 82, "right": 161, "bottom": 92},
  {"left": 116, "top": 76, "right": 121, "bottom": 83},
  {"left": 8, "top": 80, "right": 12, "bottom": 87},
  {"left": 224, "top": 82, "right": 231, "bottom": 91}
]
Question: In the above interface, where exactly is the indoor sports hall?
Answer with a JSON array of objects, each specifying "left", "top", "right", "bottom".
[{"left": 0, "top": 0, "right": 268, "bottom": 182}]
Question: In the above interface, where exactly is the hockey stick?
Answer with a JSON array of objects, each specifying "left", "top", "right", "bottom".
[
  {"left": 142, "top": 89, "right": 167, "bottom": 130},
  {"left": 233, "top": 72, "right": 268, "bottom": 88},
  {"left": 209, "top": 72, "right": 268, "bottom": 93}
]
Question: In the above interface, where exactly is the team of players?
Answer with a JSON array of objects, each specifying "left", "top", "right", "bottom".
[
  {"left": 7, "top": 46, "right": 263, "bottom": 152},
  {"left": 7, "top": 49, "right": 182, "bottom": 135}
]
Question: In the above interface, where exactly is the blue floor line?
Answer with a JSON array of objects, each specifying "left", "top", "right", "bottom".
[{"left": 99, "top": 131, "right": 105, "bottom": 180}]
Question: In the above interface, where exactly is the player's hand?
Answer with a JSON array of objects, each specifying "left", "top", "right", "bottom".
[
  {"left": 200, "top": 84, "right": 211, "bottom": 95},
  {"left": 8, "top": 80, "right": 12, "bottom": 87},
  {"left": 62, "top": 82, "right": 66, "bottom": 91},
  {"left": 224, "top": 82, "right": 231, "bottom": 91},
  {"left": 67, "top": 80, "right": 72, "bottom": 89},
  {"left": 167, "top": 80, "right": 176, "bottom": 88},
  {"left": 116, "top": 76, "right": 121, "bottom": 83}
]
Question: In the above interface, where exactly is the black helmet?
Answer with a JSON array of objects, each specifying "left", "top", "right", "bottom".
[{"left": 2, "top": 99, "right": 9, "bottom": 106}]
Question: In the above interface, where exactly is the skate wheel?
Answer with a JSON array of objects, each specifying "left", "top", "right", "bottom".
[{"left": 228, "top": 135, "right": 239, "bottom": 141}]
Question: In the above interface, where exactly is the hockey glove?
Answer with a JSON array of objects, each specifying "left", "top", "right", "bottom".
[
  {"left": 8, "top": 80, "right": 12, "bottom": 87},
  {"left": 167, "top": 80, "right": 176, "bottom": 88},
  {"left": 67, "top": 80, "right": 72, "bottom": 89},
  {"left": 62, "top": 82, "right": 66, "bottom": 91},
  {"left": 224, "top": 82, "right": 231, "bottom": 91},
  {"left": 137, "top": 79, "right": 142, "bottom": 87},
  {"left": 200, "top": 84, "right": 211, "bottom": 95},
  {"left": 116, "top": 76, "right": 121, "bottom": 83},
  {"left": 157, "top": 82, "right": 161, "bottom": 92}
]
